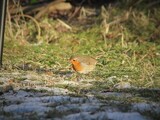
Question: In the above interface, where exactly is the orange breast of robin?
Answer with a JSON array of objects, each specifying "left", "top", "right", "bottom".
[{"left": 71, "top": 60, "right": 83, "bottom": 72}]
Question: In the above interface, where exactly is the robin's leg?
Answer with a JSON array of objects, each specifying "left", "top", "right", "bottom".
[
  {"left": 87, "top": 72, "right": 92, "bottom": 78},
  {"left": 70, "top": 72, "right": 76, "bottom": 80},
  {"left": 70, "top": 72, "right": 84, "bottom": 81},
  {"left": 70, "top": 72, "right": 80, "bottom": 81},
  {"left": 76, "top": 73, "right": 84, "bottom": 81}
]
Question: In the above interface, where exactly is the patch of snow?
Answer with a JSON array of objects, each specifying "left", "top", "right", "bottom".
[
  {"left": 132, "top": 103, "right": 160, "bottom": 114},
  {"left": 62, "top": 112, "right": 93, "bottom": 120},
  {"left": 70, "top": 97, "right": 86, "bottom": 103},
  {"left": 4, "top": 102, "right": 51, "bottom": 114},
  {"left": 2, "top": 90, "right": 34, "bottom": 103},
  {"left": 62, "top": 111, "right": 145, "bottom": 120},
  {"left": 106, "top": 112, "right": 149, "bottom": 120},
  {"left": 55, "top": 104, "right": 79, "bottom": 112},
  {"left": 80, "top": 104, "right": 100, "bottom": 112}
]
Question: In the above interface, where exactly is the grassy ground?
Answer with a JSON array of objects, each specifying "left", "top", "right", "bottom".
[{"left": 2, "top": 1, "right": 160, "bottom": 91}]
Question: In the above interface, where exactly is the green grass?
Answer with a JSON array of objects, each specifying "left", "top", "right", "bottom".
[{"left": 3, "top": 1, "right": 160, "bottom": 90}]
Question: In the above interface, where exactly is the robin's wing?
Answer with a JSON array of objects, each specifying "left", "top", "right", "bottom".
[
  {"left": 85, "top": 57, "right": 97, "bottom": 65},
  {"left": 75, "top": 55, "right": 97, "bottom": 65}
]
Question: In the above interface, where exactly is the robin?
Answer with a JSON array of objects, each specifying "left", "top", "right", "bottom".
[{"left": 70, "top": 55, "right": 97, "bottom": 74}]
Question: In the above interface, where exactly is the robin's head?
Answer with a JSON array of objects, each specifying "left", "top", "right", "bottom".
[
  {"left": 70, "top": 56, "right": 78, "bottom": 64},
  {"left": 70, "top": 56, "right": 83, "bottom": 72}
]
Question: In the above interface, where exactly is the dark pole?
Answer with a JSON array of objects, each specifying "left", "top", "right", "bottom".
[{"left": 0, "top": 0, "right": 8, "bottom": 67}]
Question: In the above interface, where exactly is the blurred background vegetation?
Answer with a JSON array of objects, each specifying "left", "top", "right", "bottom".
[{"left": 3, "top": 0, "right": 160, "bottom": 88}]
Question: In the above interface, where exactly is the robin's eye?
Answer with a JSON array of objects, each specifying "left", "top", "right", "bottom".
[{"left": 72, "top": 59, "right": 76, "bottom": 61}]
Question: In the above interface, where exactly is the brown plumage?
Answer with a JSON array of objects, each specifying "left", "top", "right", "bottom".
[{"left": 70, "top": 55, "right": 97, "bottom": 74}]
